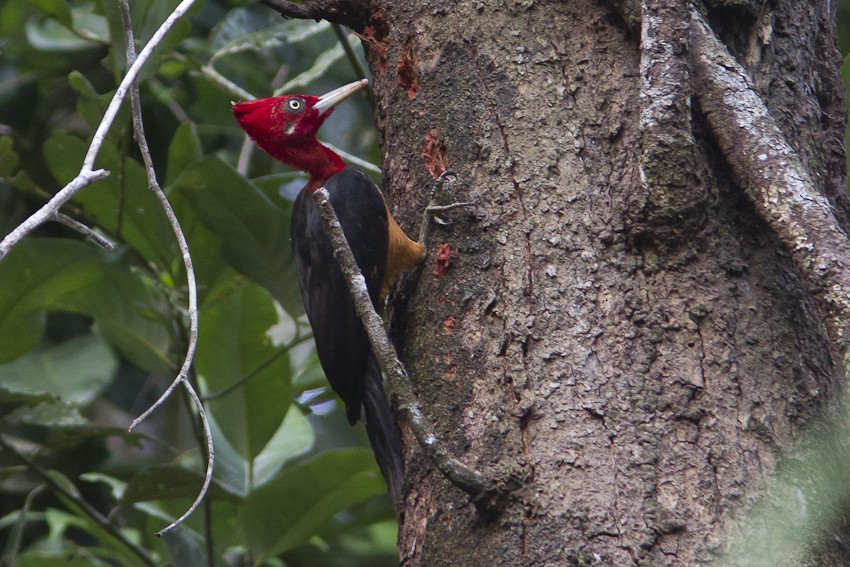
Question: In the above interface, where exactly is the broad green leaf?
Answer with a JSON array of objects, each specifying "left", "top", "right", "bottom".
[
  {"left": 17, "top": 551, "right": 114, "bottom": 566},
  {"left": 207, "top": 411, "right": 249, "bottom": 497},
  {"left": 79, "top": 473, "right": 126, "bottom": 502},
  {"left": 253, "top": 171, "right": 305, "bottom": 205},
  {"left": 25, "top": 0, "right": 72, "bottom": 27},
  {"left": 5, "top": 401, "right": 89, "bottom": 427},
  {"left": 67, "top": 72, "right": 128, "bottom": 135},
  {"left": 0, "top": 310, "right": 45, "bottom": 365},
  {"left": 0, "top": 136, "right": 20, "bottom": 176},
  {"left": 165, "top": 121, "right": 203, "bottom": 187},
  {"left": 161, "top": 526, "right": 208, "bottom": 567},
  {"left": 292, "top": 347, "right": 325, "bottom": 393},
  {"left": 25, "top": 16, "right": 98, "bottom": 51},
  {"left": 240, "top": 448, "right": 385, "bottom": 559},
  {"left": 166, "top": 193, "right": 230, "bottom": 305},
  {"left": 172, "top": 155, "right": 301, "bottom": 314},
  {"left": 197, "top": 281, "right": 290, "bottom": 463},
  {"left": 48, "top": 491, "right": 152, "bottom": 567},
  {"left": 210, "top": 17, "right": 331, "bottom": 66},
  {"left": 44, "top": 133, "right": 175, "bottom": 267},
  {"left": 58, "top": 264, "right": 174, "bottom": 374},
  {"left": 0, "top": 239, "right": 104, "bottom": 363},
  {"left": 121, "top": 465, "right": 238, "bottom": 505},
  {"left": 0, "top": 334, "right": 117, "bottom": 404},
  {"left": 69, "top": 3, "right": 109, "bottom": 44},
  {"left": 0, "top": 386, "right": 54, "bottom": 406},
  {"left": 0, "top": 238, "right": 174, "bottom": 374},
  {"left": 252, "top": 405, "right": 314, "bottom": 486}
]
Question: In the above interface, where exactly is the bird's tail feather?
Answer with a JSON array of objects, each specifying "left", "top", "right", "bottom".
[{"left": 362, "top": 355, "right": 404, "bottom": 511}]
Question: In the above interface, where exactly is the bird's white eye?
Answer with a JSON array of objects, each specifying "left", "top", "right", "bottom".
[{"left": 287, "top": 98, "right": 304, "bottom": 112}]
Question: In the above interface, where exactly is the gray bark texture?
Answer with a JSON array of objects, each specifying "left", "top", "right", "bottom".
[{"left": 265, "top": 0, "right": 850, "bottom": 564}]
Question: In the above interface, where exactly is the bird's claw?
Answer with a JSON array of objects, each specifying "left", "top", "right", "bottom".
[
  {"left": 418, "top": 171, "right": 476, "bottom": 243},
  {"left": 428, "top": 170, "right": 458, "bottom": 202}
]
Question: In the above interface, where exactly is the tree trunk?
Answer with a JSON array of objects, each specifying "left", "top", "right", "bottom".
[
  {"left": 259, "top": 0, "right": 848, "bottom": 562},
  {"left": 364, "top": 0, "right": 848, "bottom": 565}
]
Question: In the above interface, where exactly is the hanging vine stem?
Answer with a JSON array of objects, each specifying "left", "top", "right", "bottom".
[{"left": 117, "top": 0, "right": 211, "bottom": 537}]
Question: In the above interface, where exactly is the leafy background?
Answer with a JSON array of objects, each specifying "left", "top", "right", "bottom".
[
  {"left": 0, "top": 1, "right": 394, "bottom": 565},
  {"left": 2, "top": 1, "right": 850, "bottom": 566}
]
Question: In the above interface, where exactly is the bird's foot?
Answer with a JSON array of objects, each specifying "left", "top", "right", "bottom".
[{"left": 418, "top": 171, "right": 476, "bottom": 243}]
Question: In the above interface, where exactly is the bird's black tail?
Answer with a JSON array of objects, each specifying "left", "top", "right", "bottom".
[{"left": 362, "top": 355, "right": 404, "bottom": 511}]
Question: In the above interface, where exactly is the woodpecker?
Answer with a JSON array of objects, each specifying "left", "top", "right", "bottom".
[{"left": 233, "top": 80, "right": 424, "bottom": 508}]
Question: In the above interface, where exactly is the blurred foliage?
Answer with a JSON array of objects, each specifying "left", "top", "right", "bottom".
[{"left": 0, "top": 0, "right": 396, "bottom": 565}]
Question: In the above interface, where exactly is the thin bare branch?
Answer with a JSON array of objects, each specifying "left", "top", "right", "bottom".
[
  {"left": 0, "top": 0, "right": 197, "bottom": 260},
  {"left": 201, "top": 64, "right": 254, "bottom": 101},
  {"left": 118, "top": 0, "right": 210, "bottom": 536},
  {"left": 0, "top": 169, "right": 109, "bottom": 259},
  {"left": 312, "top": 187, "right": 519, "bottom": 510},
  {"left": 0, "top": 435, "right": 157, "bottom": 567},
  {"left": 331, "top": 23, "right": 374, "bottom": 106},
  {"left": 53, "top": 213, "right": 116, "bottom": 250}
]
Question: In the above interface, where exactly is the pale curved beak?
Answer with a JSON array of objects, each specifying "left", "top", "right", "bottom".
[{"left": 313, "top": 79, "right": 369, "bottom": 113}]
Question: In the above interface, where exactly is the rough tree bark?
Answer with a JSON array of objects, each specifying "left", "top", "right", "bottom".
[{"left": 264, "top": 0, "right": 850, "bottom": 564}]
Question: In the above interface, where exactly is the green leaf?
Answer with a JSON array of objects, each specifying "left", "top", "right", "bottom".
[
  {"left": 69, "top": 3, "right": 109, "bottom": 44},
  {"left": 5, "top": 401, "right": 90, "bottom": 427},
  {"left": 58, "top": 264, "right": 174, "bottom": 375},
  {"left": 292, "top": 348, "right": 325, "bottom": 393},
  {"left": 48, "top": 482, "right": 152, "bottom": 567},
  {"left": 172, "top": 155, "right": 301, "bottom": 314},
  {"left": 67, "top": 71, "right": 128, "bottom": 134},
  {"left": 240, "top": 448, "right": 386, "bottom": 559},
  {"left": 161, "top": 526, "right": 209, "bottom": 567},
  {"left": 25, "top": 0, "right": 72, "bottom": 27},
  {"left": 197, "top": 281, "right": 290, "bottom": 463},
  {"left": 44, "top": 133, "right": 174, "bottom": 267},
  {"left": 121, "top": 465, "right": 238, "bottom": 505},
  {"left": 0, "top": 238, "right": 173, "bottom": 373},
  {"left": 253, "top": 171, "right": 305, "bottom": 205},
  {"left": 207, "top": 410, "right": 249, "bottom": 497},
  {"left": 79, "top": 472, "right": 127, "bottom": 502},
  {"left": 0, "top": 334, "right": 117, "bottom": 404},
  {"left": 25, "top": 16, "right": 98, "bottom": 52},
  {"left": 0, "top": 136, "right": 20, "bottom": 176},
  {"left": 17, "top": 551, "right": 113, "bottom": 566},
  {"left": 0, "top": 239, "right": 105, "bottom": 363},
  {"left": 165, "top": 121, "right": 203, "bottom": 187},
  {"left": 252, "top": 405, "right": 315, "bottom": 486},
  {"left": 0, "top": 386, "right": 54, "bottom": 406}
]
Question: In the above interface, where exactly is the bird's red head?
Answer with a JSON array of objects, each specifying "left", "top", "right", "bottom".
[{"left": 232, "top": 79, "right": 369, "bottom": 190}]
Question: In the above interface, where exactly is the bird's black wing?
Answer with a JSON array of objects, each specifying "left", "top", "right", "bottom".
[
  {"left": 290, "top": 167, "right": 389, "bottom": 424},
  {"left": 291, "top": 167, "right": 404, "bottom": 507}
]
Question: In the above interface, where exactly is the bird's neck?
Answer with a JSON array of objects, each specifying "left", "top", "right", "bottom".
[{"left": 265, "top": 137, "right": 346, "bottom": 193}]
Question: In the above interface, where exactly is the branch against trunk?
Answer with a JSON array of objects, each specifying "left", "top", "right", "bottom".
[
  {"left": 608, "top": 1, "right": 850, "bottom": 371},
  {"left": 639, "top": 0, "right": 707, "bottom": 225},
  {"left": 258, "top": 0, "right": 370, "bottom": 31},
  {"left": 688, "top": 7, "right": 850, "bottom": 373},
  {"left": 311, "top": 187, "right": 520, "bottom": 513}
]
